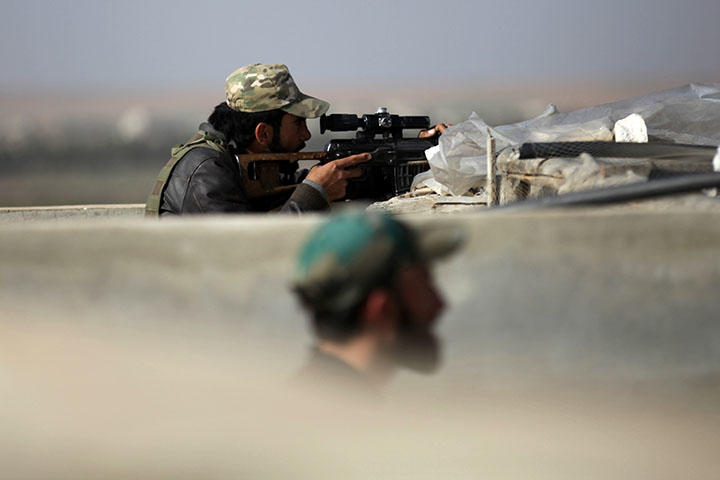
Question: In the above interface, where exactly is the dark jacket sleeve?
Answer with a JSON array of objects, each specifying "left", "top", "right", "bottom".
[{"left": 280, "top": 182, "right": 330, "bottom": 214}]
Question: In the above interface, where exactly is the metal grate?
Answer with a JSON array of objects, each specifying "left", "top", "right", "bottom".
[
  {"left": 518, "top": 141, "right": 717, "bottom": 160},
  {"left": 393, "top": 162, "right": 429, "bottom": 195}
]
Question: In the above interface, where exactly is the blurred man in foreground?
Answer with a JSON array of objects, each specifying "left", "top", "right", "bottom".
[{"left": 292, "top": 212, "right": 464, "bottom": 398}]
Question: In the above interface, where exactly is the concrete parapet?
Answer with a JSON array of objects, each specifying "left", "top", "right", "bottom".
[
  {"left": 2, "top": 209, "right": 719, "bottom": 478},
  {"left": 2, "top": 209, "right": 719, "bottom": 385},
  {"left": 0, "top": 203, "right": 145, "bottom": 224}
]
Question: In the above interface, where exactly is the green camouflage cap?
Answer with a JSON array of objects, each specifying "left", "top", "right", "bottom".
[
  {"left": 294, "top": 212, "right": 465, "bottom": 313},
  {"left": 225, "top": 63, "right": 330, "bottom": 118}
]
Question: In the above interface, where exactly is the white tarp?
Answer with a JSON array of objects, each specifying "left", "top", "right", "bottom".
[{"left": 423, "top": 82, "right": 720, "bottom": 195}]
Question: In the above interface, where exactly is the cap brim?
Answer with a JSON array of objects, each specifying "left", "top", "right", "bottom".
[
  {"left": 282, "top": 92, "right": 330, "bottom": 118},
  {"left": 415, "top": 224, "right": 466, "bottom": 262}
]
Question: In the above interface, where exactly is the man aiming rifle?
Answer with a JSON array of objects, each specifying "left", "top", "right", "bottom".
[{"left": 146, "top": 63, "right": 447, "bottom": 216}]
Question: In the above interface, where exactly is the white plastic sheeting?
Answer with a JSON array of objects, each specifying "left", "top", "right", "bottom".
[
  {"left": 613, "top": 114, "right": 648, "bottom": 143},
  {"left": 422, "top": 120, "right": 489, "bottom": 196},
  {"left": 423, "top": 82, "right": 720, "bottom": 195}
]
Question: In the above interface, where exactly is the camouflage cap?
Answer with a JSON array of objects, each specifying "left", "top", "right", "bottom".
[
  {"left": 293, "top": 212, "right": 465, "bottom": 313},
  {"left": 225, "top": 63, "right": 330, "bottom": 118}
]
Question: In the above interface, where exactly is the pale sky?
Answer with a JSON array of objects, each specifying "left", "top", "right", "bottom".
[{"left": 1, "top": 0, "right": 719, "bottom": 90}]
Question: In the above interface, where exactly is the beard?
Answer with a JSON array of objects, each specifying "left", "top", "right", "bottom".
[
  {"left": 389, "top": 301, "right": 442, "bottom": 374},
  {"left": 269, "top": 135, "right": 305, "bottom": 153}
]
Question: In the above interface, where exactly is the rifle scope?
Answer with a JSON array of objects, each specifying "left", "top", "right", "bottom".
[{"left": 320, "top": 108, "right": 430, "bottom": 135}]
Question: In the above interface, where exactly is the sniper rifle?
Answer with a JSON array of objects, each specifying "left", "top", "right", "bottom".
[{"left": 237, "top": 108, "right": 437, "bottom": 201}]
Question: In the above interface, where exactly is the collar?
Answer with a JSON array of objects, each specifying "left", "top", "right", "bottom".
[{"left": 198, "top": 122, "right": 230, "bottom": 149}]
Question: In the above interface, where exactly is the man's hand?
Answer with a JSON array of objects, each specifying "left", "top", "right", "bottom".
[
  {"left": 306, "top": 153, "right": 372, "bottom": 202},
  {"left": 418, "top": 123, "right": 450, "bottom": 139}
]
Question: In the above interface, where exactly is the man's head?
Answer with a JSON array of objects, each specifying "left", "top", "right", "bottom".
[
  {"left": 225, "top": 63, "right": 329, "bottom": 118},
  {"left": 209, "top": 63, "right": 330, "bottom": 153},
  {"left": 293, "top": 212, "right": 464, "bottom": 378}
]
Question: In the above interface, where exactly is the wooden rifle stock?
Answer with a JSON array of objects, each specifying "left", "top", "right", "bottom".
[{"left": 236, "top": 151, "right": 328, "bottom": 199}]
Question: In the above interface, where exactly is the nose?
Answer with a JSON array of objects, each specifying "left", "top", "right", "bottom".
[
  {"left": 302, "top": 123, "right": 311, "bottom": 141},
  {"left": 421, "top": 284, "right": 445, "bottom": 328},
  {"left": 432, "top": 288, "right": 446, "bottom": 319}
]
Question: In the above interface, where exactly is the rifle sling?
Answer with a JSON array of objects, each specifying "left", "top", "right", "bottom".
[{"left": 145, "top": 134, "right": 227, "bottom": 217}]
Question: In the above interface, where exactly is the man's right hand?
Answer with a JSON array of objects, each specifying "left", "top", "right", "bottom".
[{"left": 305, "top": 153, "right": 371, "bottom": 202}]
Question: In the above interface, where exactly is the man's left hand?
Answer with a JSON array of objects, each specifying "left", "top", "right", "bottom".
[{"left": 418, "top": 123, "right": 450, "bottom": 139}]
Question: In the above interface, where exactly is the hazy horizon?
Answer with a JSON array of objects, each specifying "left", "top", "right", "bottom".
[{"left": 2, "top": 0, "right": 719, "bottom": 91}]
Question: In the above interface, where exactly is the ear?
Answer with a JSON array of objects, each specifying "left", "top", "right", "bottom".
[
  {"left": 254, "top": 122, "right": 274, "bottom": 148},
  {"left": 362, "top": 289, "right": 399, "bottom": 342}
]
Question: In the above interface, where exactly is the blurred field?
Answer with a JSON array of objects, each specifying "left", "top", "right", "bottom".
[{"left": 0, "top": 167, "right": 158, "bottom": 206}]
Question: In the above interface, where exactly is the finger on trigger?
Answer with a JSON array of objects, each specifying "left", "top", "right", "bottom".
[
  {"left": 342, "top": 167, "right": 364, "bottom": 179},
  {"left": 337, "top": 152, "right": 371, "bottom": 168},
  {"left": 355, "top": 152, "right": 372, "bottom": 163}
]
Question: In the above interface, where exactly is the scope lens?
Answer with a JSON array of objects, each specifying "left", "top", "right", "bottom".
[{"left": 320, "top": 114, "right": 362, "bottom": 133}]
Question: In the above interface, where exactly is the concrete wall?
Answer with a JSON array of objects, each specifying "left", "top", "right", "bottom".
[
  {"left": 2, "top": 209, "right": 719, "bottom": 382},
  {"left": 2, "top": 209, "right": 719, "bottom": 478},
  {"left": 0, "top": 204, "right": 145, "bottom": 224}
]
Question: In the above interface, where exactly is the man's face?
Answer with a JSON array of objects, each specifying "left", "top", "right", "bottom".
[
  {"left": 270, "top": 113, "right": 311, "bottom": 153},
  {"left": 394, "top": 264, "right": 445, "bottom": 328},
  {"left": 388, "top": 263, "right": 446, "bottom": 373}
]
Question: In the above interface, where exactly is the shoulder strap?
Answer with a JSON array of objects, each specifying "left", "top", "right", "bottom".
[{"left": 144, "top": 132, "right": 228, "bottom": 217}]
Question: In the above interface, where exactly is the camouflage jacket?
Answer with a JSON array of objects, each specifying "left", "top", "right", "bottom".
[{"left": 146, "top": 123, "right": 330, "bottom": 216}]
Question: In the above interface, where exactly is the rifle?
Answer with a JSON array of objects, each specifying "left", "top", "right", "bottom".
[{"left": 236, "top": 108, "right": 437, "bottom": 201}]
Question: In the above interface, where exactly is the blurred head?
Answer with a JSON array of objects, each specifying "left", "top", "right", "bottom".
[{"left": 293, "top": 212, "right": 464, "bottom": 374}]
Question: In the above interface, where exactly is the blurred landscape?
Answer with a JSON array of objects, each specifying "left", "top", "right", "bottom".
[
  {"left": 1, "top": 77, "right": 706, "bottom": 207},
  {"left": 3, "top": 0, "right": 720, "bottom": 208}
]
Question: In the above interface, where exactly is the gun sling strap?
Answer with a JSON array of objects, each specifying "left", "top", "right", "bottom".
[{"left": 144, "top": 131, "right": 227, "bottom": 217}]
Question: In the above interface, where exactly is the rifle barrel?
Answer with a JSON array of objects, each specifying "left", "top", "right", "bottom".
[{"left": 236, "top": 152, "right": 327, "bottom": 162}]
